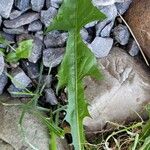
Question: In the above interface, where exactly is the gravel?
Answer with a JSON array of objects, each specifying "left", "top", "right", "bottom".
[
  {"left": 21, "top": 61, "right": 40, "bottom": 79},
  {"left": 113, "top": 24, "right": 130, "bottom": 45},
  {"left": 28, "top": 37, "right": 43, "bottom": 63},
  {"left": 100, "top": 21, "right": 114, "bottom": 37},
  {"left": 43, "top": 48, "right": 65, "bottom": 68},
  {"left": 28, "top": 20, "right": 43, "bottom": 32},
  {"left": 96, "top": 4, "right": 117, "bottom": 36},
  {"left": 92, "top": 0, "right": 128, "bottom": 6},
  {"left": 0, "top": 71, "right": 8, "bottom": 95},
  {"left": 44, "top": 31, "right": 68, "bottom": 48},
  {"left": 4, "top": 12, "right": 40, "bottom": 28},
  {"left": 10, "top": 67, "right": 31, "bottom": 89},
  {"left": 31, "top": 0, "right": 45, "bottom": 12},
  {"left": 100, "top": 4, "right": 117, "bottom": 21},
  {"left": 35, "top": 31, "right": 44, "bottom": 41},
  {"left": 0, "top": 0, "right": 14, "bottom": 18},
  {"left": 80, "top": 28, "right": 90, "bottom": 43},
  {"left": 116, "top": 0, "right": 132, "bottom": 15},
  {"left": 46, "top": 0, "right": 63, "bottom": 8},
  {"left": 96, "top": 21, "right": 109, "bottom": 36},
  {"left": 0, "top": 16, "right": 2, "bottom": 27},
  {"left": 85, "top": 21, "right": 98, "bottom": 28},
  {"left": 0, "top": 53, "right": 5, "bottom": 75},
  {"left": 96, "top": 5, "right": 117, "bottom": 37},
  {"left": 10, "top": 10, "right": 23, "bottom": 20},
  {"left": 127, "top": 39, "right": 140, "bottom": 56},
  {"left": 3, "top": 27, "right": 27, "bottom": 35},
  {"left": 51, "top": 0, "right": 63, "bottom": 8},
  {"left": 15, "top": 0, "right": 30, "bottom": 11},
  {"left": 89, "top": 37, "right": 113, "bottom": 58},
  {"left": 41, "top": 7, "right": 57, "bottom": 27}
]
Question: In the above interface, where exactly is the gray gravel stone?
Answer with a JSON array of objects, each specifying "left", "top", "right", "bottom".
[
  {"left": 46, "top": 0, "right": 63, "bottom": 8},
  {"left": 96, "top": 21, "right": 109, "bottom": 36},
  {"left": 113, "top": 24, "right": 130, "bottom": 45},
  {"left": 44, "top": 31, "right": 68, "bottom": 48},
  {"left": 28, "top": 38, "right": 43, "bottom": 63},
  {"left": 96, "top": 4, "right": 117, "bottom": 36},
  {"left": 3, "top": 27, "right": 27, "bottom": 35},
  {"left": 0, "top": 32, "right": 15, "bottom": 44},
  {"left": 35, "top": 31, "right": 44, "bottom": 41},
  {"left": 89, "top": 37, "right": 113, "bottom": 58},
  {"left": 41, "top": 7, "right": 57, "bottom": 27},
  {"left": 85, "top": 21, "right": 98, "bottom": 28},
  {"left": 43, "top": 48, "right": 65, "bottom": 68},
  {"left": 80, "top": 28, "right": 90, "bottom": 43},
  {"left": 116, "top": 0, "right": 132, "bottom": 15},
  {"left": 100, "top": 21, "right": 114, "bottom": 37},
  {"left": 0, "top": 0, "right": 14, "bottom": 18},
  {"left": 0, "top": 53, "right": 5, "bottom": 76},
  {"left": 46, "top": 0, "right": 51, "bottom": 8},
  {"left": 28, "top": 20, "right": 42, "bottom": 32},
  {"left": 4, "top": 12, "right": 40, "bottom": 29},
  {"left": 15, "top": 0, "right": 30, "bottom": 11},
  {"left": 21, "top": 61, "right": 40, "bottom": 79},
  {"left": 44, "top": 89, "right": 58, "bottom": 105},
  {"left": 100, "top": 4, "right": 117, "bottom": 22},
  {"left": 0, "top": 71, "right": 8, "bottom": 95},
  {"left": 127, "top": 39, "right": 139, "bottom": 56},
  {"left": 0, "top": 16, "right": 2, "bottom": 27},
  {"left": 93, "top": 0, "right": 127, "bottom": 6},
  {"left": 10, "top": 10, "right": 22, "bottom": 20},
  {"left": 10, "top": 67, "right": 31, "bottom": 89},
  {"left": 31, "top": 0, "right": 45, "bottom": 12},
  {"left": 51, "top": 0, "right": 63, "bottom": 8}
]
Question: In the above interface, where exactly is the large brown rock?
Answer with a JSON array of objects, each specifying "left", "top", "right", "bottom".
[
  {"left": 125, "top": 0, "right": 150, "bottom": 59},
  {"left": 84, "top": 47, "right": 150, "bottom": 132}
]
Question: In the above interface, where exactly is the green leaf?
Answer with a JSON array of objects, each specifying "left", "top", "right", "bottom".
[
  {"left": 132, "top": 134, "right": 139, "bottom": 150},
  {"left": 46, "top": 1, "right": 105, "bottom": 149},
  {"left": 0, "top": 48, "right": 5, "bottom": 55},
  {"left": 139, "top": 136, "right": 150, "bottom": 150},
  {"left": 16, "top": 39, "right": 33, "bottom": 58},
  {"left": 140, "top": 120, "right": 150, "bottom": 141},
  {"left": 6, "top": 39, "right": 33, "bottom": 63},
  {"left": 6, "top": 52, "right": 19, "bottom": 63},
  {"left": 140, "top": 105, "right": 150, "bottom": 141},
  {"left": 0, "top": 35, "right": 6, "bottom": 44}
]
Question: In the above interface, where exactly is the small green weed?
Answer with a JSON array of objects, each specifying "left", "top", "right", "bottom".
[{"left": 0, "top": 35, "right": 33, "bottom": 63}]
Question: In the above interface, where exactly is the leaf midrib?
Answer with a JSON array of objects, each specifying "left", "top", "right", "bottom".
[{"left": 74, "top": 2, "right": 82, "bottom": 149}]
